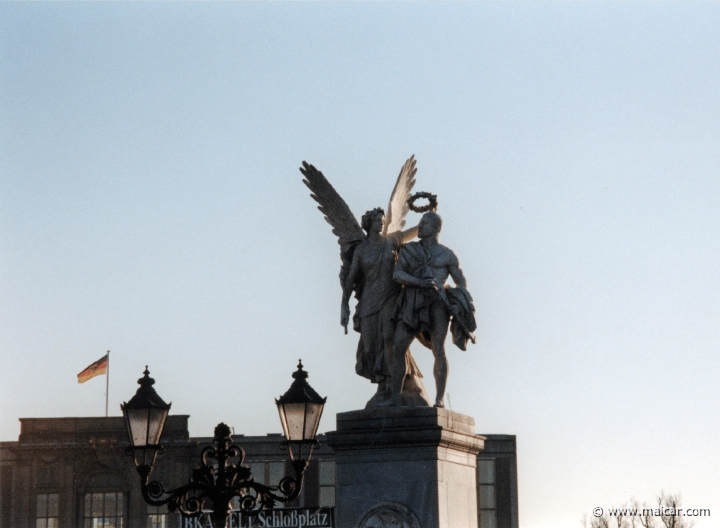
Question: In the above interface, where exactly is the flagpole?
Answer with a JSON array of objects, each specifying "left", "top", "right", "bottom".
[{"left": 105, "top": 351, "right": 110, "bottom": 417}]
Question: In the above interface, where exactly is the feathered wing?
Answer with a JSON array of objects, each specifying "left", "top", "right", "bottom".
[
  {"left": 300, "top": 161, "right": 366, "bottom": 286},
  {"left": 383, "top": 155, "right": 417, "bottom": 236}
]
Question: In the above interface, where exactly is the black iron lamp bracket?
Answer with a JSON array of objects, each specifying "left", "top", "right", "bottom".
[{"left": 127, "top": 423, "right": 308, "bottom": 527}]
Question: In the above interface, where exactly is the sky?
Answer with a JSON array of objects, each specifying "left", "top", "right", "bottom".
[{"left": 1, "top": 2, "right": 719, "bottom": 527}]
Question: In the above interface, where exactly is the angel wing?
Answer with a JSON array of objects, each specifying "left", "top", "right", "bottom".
[
  {"left": 382, "top": 155, "right": 418, "bottom": 236},
  {"left": 300, "top": 161, "right": 366, "bottom": 286}
]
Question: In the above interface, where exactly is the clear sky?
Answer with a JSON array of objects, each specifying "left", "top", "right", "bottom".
[{"left": 1, "top": 2, "right": 719, "bottom": 527}]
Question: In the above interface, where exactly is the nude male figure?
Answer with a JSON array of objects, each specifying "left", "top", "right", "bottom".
[{"left": 384, "top": 211, "right": 474, "bottom": 408}]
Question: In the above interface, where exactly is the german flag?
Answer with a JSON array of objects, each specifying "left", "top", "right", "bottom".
[{"left": 77, "top": 353, "right": 109, "bottom": 383}]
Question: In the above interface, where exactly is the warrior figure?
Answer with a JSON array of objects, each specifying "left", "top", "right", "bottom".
[
  {"left": 385, "top": 211, "right": 476, "bottom": 408},
  {"left": 301, "top": 157, "right": 431, "bottom": 407}
]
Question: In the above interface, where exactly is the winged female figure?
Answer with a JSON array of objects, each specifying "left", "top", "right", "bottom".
[{"left": 300, "top": 156, "right": 432, "bottom": 407}]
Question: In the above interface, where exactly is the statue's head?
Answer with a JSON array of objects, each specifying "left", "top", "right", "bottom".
[
  {"left": 361, "top": 207, "right": 385, "bottom": 235},
  {"left": 418, "top": 212, "right": 442, "bottom": 239}
]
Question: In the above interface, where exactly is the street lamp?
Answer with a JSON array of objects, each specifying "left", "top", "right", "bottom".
[
  {"left": 121, "top": 361, "right": 326, "bottom": 528},
  {"left": 276, "top": 360, "right": 327, "bottom": 464},
  {"left": 120, "top": 367, "right": 171, "bottom": 470}
]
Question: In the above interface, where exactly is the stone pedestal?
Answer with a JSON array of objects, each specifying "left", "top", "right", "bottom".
[{"left": 325, "top": 407, "right": 485, "bottom": 528}]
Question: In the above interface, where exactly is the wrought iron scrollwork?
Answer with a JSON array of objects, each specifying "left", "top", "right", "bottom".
[{"left": 131, "top": 422, "right": 311, "bottom": 528}]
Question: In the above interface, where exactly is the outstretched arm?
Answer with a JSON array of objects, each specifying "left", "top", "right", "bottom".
[
  {"left": 393, "top": 268, "right": 424, "bottom": 287},
  {"left": 400, "top": 223, "right": 419, "bottom": 243},
  {"left": 393, "top": 253, "right": 437, "bottom": 290}
]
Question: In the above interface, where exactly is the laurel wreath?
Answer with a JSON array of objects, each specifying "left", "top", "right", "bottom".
[{"left": 407, "top": 192, "right": 438, "bottom": 213}]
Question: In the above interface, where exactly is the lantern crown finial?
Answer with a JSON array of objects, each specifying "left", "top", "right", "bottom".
[
  {"left": 293, "top": 359, "right": 308, "bottom": 381},
  {"left": 123, "top": 367, "right": 170, "bottom": 411},
  {"left": 277, "top": 361, "right": 325, "bottom": 405},
  {"left": 138, "top": 367, "right": 155, "bottom": 388}
]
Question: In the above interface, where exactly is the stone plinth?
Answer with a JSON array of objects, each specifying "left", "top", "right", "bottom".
[{"left": 325, "top": 407, "right": 485, "bottom": 528}]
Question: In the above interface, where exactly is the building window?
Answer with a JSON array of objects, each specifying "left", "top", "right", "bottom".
[
  {"left": 84, "top": 492, "right": 123, "bottom": 528},
  {"left": 268, "top": 462, "right": 286, "bottom": 508},
  {"left": 477, "top": 459, "right": 496, "bottom": 528},
  {"left": 36, "top": 493, "right": 59, "bottom": 528},
  {"left": 318, "top": 461, "right": 335, "bottom": 507},
  {"left": 147, "top": 505, "right": 166, "bottom": 528}
]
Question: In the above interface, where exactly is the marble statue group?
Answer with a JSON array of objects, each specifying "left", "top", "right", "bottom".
[{"left": 301, "top": 156, "right": 476, "bottom": 408}]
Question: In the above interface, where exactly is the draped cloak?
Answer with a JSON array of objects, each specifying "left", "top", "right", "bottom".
[
  {"left": 393, "top": 241, "right": 477, "bottom": 351},
  {"left": 351, "top": 232, "right": 422, "bottom": 382}
]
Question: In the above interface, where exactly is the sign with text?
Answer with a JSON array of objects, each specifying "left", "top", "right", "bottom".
[{"left": 182, "top": 507, "right": 335, "bottom": 528}]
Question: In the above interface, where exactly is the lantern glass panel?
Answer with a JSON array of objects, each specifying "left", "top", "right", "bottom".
[
  {"left": 126, "top": 408, "right": 150, "bottom": 447},
  {"left": 279, "top": 403, "right": 308, "bottom": 442},
  {"left": 277, "top": 405, "right": 290, "bottom": 440},
  {"left": 303, "top": 402, "right": 323, "bottom": 440},
  {"left": 147, "top": 408, "right": 168, "bottom": 445}
]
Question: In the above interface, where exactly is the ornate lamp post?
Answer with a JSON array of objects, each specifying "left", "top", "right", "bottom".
[
  {"left": 121, "top": 367, "right": 171, "bottom": 471},
  {"left": 276, "top": 360, "right": 327, "bottom": 467},
  {"left": 121, "top": 361, "right": 326, "bottom": 528}
]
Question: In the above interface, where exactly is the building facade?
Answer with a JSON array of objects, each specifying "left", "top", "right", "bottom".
[{"left": 0, "top": 416, "right": 517, "bottom": 528}]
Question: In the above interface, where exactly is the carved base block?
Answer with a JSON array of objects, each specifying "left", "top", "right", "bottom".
[
  {"left": 325, "top": 407, "right": 484, "bottom": 528},
  {"left": 364, "top": 375, "right": 432, "bottom": 409}
]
